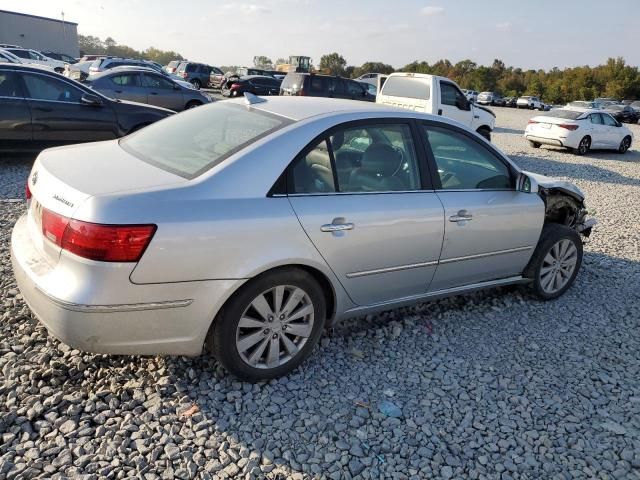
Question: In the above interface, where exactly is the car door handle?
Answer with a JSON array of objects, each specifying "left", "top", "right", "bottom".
[
  {"left": 150, "top": 92, "right": 158, "bottom": 95},
  {"left": 449, "top": 210, "right": 473, "bottom": 222},
  {"left": 438, "top": 109, "right": 443, "bottom": 116},
  {"left": 321, "top": 222, "right": 354, "bottom": 232},
  {"left": 115, "top": 90, "right": 123, "bottom": 93}
]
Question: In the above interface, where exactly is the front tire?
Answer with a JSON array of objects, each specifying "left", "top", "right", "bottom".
[
  {"left": 476, "top": 127, "right": 491, "bottom": 142},
  {"left": 191, "top": 79, "right": 201, "bottom": 90},
  {"left": 575, "top": 136, "right": 591, "bottom": 155},
  {"left": 184, "top": 100, "right": 202, "bottom": 110},
  {"left": 525, "top": 224, "right": 583, "bottom": 300},
  {"left": 208, "top": 268, "right": 326, "bottom": 381},
  {"left": 618, "top": 135, "right": 631, "bottom": 154}
]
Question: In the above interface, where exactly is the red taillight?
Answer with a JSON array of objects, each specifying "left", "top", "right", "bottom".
[
  {"left": 527, "top": 120, "right": 538, "bottom": 125},
  {"left": 299, "top": 88, "right": 306, "bottom": 96},
  {"left": 558, "top": 124, "right": 579, "bottom": 131},
  {"left": 230, "top": 83, "right": 241, "bottom": 90},
  {"left": 41, "top": 208, "right": 156, "bottom": 262},
  {"left": 181, "top": 72, "right": 188, "bottom": 79},
  {"left": 25, "top": 181, "right": 32, "bottom": 200}
]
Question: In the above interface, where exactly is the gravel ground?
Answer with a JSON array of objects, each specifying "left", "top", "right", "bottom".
[{"left": 1, "top": 108, "right": 640, "bottom": 479}]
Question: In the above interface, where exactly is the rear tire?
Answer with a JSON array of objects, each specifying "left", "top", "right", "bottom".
[
  {"left": 618, "top": 135, "right": 631, "bottom": 154},
  {"left": 524, "top": 224, "right": 583, "bottom": 301},
  {"left": 529, "top": 140, "right": 541, "bottom": 149},
  {"left": 184, "top": 100, "right": 202, "bottom": 110},
  {"left": 208, "top": 268, "right": 326, "bottom": 381}
]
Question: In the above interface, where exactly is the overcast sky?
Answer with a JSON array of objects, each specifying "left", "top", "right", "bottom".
[{"left": 4, "top": 0, "right": 639, "bottom": 69}]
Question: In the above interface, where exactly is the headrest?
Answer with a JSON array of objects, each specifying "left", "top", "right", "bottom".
[
  {"left": 331, "top": 131, "right": 345, "bottom": 150},
  {"left": 361, "top": 143, "right": 401, "bottom": 177}
]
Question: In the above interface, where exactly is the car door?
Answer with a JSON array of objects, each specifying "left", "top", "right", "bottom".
[
  {"left": 601, "top": 113, "right": 623, "bottom": 146},
  {"left": 587, "top": 113, "right": 606, "bottom": 147},
  {"left": 439, "top": 80, "right": 472, "bottom": 125},
  {"left": 346, "top": 80, "right": 368, "bottom": 101},
  {"left": 142, "top": 73, "right": 183, "bottom": 111},
  {"left": 0, "top": 70, "right": 32, "bottom": 151},
  {"left": 100, "top": 72, "right": 147, "bottom": 104},
  {"left": 327, "top": 77, "right": 347, "bottom": 99},
  {"left": 287, "top": 120, "right": 445, "bottom": 306},
  {"left": 420, "top": 122, "right": 544, "bottom": 291},
  {"left": 20, "top": 70, "right": 118, "bottom": 147}
]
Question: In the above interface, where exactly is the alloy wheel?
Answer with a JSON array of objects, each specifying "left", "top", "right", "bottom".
[
  {"left": 619, "top": 136, "right": 631, "bottom": 153},
  {"left": 539, "top": 239, "right": 578, "bottom": 294},
  {"left": 235, "top": 285, "right": 314, "bottom": 369},
  {"left": 578, "top": 137, "right": 590, "bottom": 155}
]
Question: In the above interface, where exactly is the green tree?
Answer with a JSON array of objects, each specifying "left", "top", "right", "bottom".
[
  {"left": 319, "top": 52, "right": 347, "bottom": 76},
  {"left": 352, "top": 62, "right": 395, "bottom": 78},
  {"left": 253, "top": 56, "right": 273, "bottom": 69}
]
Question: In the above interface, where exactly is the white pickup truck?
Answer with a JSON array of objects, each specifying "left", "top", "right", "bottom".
[{"left": 376, "top": 72, "right": 496, "bottom": 141}]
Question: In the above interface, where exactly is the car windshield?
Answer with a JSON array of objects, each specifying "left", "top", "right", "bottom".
[
  {"left": 381, "top": 76, "right": 431, "bottom": 100},
  {"left": 541, "top": 109, "right": 583, "bottom": 120},
  {"left": 120, "top": 103, "right": 292, "bottom": 179}
]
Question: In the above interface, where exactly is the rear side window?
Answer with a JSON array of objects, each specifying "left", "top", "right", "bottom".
[
  {"left": 186, "top": 64, "right": 197, "bottom": 72},
  {"left": 0, "top": 72, "right": 22, "bottom": 97},
  {"left": 10, "top": 50, "right": 30, "bottom": 59},
  {"left": 22, "top": 73, "right": 83, "bottom": 103},
  {"left": 310, "top": 77, "right": 325, "bottom": 92},
  {"left": 111, "top": 74, "right": 141, "bottom": 87},
  {"left": 120, "top": 103, "right": 291, "bottom": 179},
  {"left": 589, "top": 114, "right": 603, "bottom": 125},
  {"left": 381, "top": 76, "right": 430, "bottom": 100}
]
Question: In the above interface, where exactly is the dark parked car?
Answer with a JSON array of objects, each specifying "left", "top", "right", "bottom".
[
  {"left": 280, "top": 73, "right": 375, "bottom": 102},
  {"left": 42, "top": 51, "right": 77, "bottom": 64},
  {"left": 221, "top": 75, "right": 282, "bottom": 97},
  {"left": 85, "top": 68, "right": 211, "bottom": 111},
  {"left": 503, "top": 96, "right": 518, "bottom": 108},
  {"left": 211, "top": 67, "right": 275, "bottom": 90},
  {"left": 175, "top": 62, "right": 220, "bottom": 89},
  {"left": 0, "top": 65, "right": 173, "bottom": 154},
  {"left": 604, "top": 104, "right": 639, "bottom": 123}
]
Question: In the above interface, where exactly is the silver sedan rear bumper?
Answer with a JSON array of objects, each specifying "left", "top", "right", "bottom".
[{"left": 11, "top": 213, "right": 242, "bottom": 356}]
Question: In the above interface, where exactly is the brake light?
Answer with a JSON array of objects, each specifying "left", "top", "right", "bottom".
[
  {"left": 41, "top": 208, "right": 156, "bottom": 262},
  {"left": 230, "top": 83, "right": 241, "bottom": 90},
  {"left": 527, "top": 120, "right": 538, "bottom": 125},
  {"left": 181, "top": 72, "right": 188, "bottom": 79},
  {"left": 299, "top": 88, "right": 306, "bottom": 96},
  {"left": 558, "top": 124, "right": 579, "bottom": 131},
  {"left": 25, "top": 180, "right": 32, "bottom": 200}
]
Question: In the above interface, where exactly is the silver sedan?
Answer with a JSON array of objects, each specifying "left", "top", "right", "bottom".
[{"left": 12, "top": 95, "right": 596, "bottom": 380}]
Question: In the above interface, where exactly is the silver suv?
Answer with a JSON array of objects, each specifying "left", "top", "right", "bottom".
[{"left": 89, "top": 57, "right": 151, "bottom": 75}]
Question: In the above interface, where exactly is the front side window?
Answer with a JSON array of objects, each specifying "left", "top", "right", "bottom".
[
  {"left": 602, "top": 114, "right": 618, "bottom": 127},
  {"left": 440, "top": 82, "right": 466, "bottom": 108},
  {"left": 347, "top": 81, "right": 364, "bottom": 96},
  {"left": 289, "top": 123, "right": 422, "bottom": 194},
  {"left": 142, "top": 74, "right": 174, "bottom": 89},
  {"left": 328, "top": 78, "right": 344, "bottom": 94},
  {"left": 111, "top": 73, "right": 141, "bottom": 87},
  {"left": 120, "top": 103, "right": 290, "bottom": 179},
  {"left": 22, "top": 74, "right": 84, "bottom": 103},
  {"left": 423, "top": 125, "right": 512, "bottom": 190},
  {"left": 10, "top": 50, "right": 30, "bottom": 59}
]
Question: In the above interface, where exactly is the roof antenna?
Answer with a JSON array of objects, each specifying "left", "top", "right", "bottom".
[{"left": 244, "top": 92, "right": 267, "bottom": 106}]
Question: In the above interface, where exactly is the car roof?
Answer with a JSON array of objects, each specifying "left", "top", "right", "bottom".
[
  {"left": 226, "top": 95, "right": 446, "bottom": 122},
  {"left": 0, "top": 63, "right": 60, "bottom": 73}
]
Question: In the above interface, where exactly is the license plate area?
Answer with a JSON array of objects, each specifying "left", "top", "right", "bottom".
[{"left": 540, "top": 123, "right": 551, "bottom": 129}]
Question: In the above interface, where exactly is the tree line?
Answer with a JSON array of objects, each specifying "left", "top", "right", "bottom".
[
  {"left": 78, "top": 35, "right": 184, "bottom": 66},
  {"left": 316, "top": 53, "right": 640, "bottom": 103}
]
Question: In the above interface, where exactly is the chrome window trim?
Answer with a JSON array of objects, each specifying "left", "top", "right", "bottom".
[
  {"left": 286, "top": 189, "right": 437, "bottom": 197},
  {"left": 0, "top": 94, "right": 26, "bottom": 100},
  {"left": 7, "top": 68, "right": 108, "bottom": 103},
  {"left": 439, "top": 246, "right": 533, "bottom": 265},
  {"left": 347, "top": 260, "right": 439, "bottom": 279}
]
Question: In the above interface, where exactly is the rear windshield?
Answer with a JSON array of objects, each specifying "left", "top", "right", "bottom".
[
  {"left": 381, "top": 76, "right": 430, "bottom": 100},
  {"left": 120, "top": 103, "right": 291, "bottom": 179},
  {"left": 280, "top": 74, "right": 305, "bottom": 91},
  {"left": 541, "top": 109, "right": 583, "bottom": 119}
]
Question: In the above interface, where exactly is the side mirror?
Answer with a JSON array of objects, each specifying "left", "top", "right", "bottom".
[
  {"left": 518, "top": 173, "right": 539, "bottom": 194},
  {"left": 81, "top": 93, "right": 103, "bottom": 106},
  {"left": 456, "top": 96, "right": 470, "bottom": 110}
]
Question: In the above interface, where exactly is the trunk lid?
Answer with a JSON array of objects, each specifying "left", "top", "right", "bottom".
[{"left": 26, "top": 140, "right": 186, "bottom": 266}]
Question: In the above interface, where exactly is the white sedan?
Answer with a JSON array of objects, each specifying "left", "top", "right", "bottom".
[{"left": 525, "top": 108, "right": 633, "bottom": 155}]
